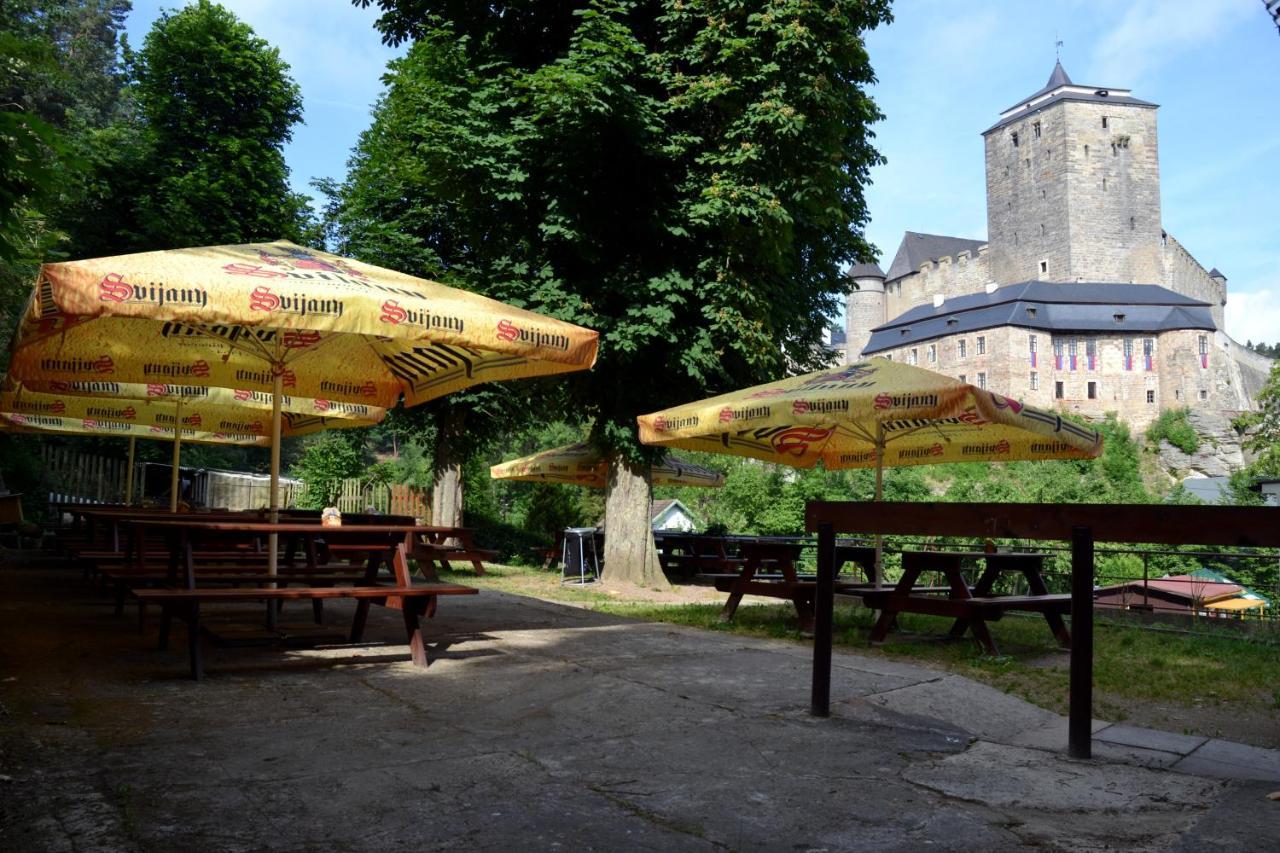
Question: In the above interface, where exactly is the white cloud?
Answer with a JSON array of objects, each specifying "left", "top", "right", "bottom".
[
  {"left": 1225, "top": 285, "right": 1280, "bottom": 346},
  {"left": 1090, "top": 0, "right": 1256, "bottom": 86}
]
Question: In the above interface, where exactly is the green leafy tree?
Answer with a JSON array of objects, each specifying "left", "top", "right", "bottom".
[
  {"left": 1241, "top": 361, "right": 1280, "bottom": 476},
  {"left": 127, "top": 0, "right": 315, "bottom": 247},
  {"left": 289, "top": 430, "right": 369, "bottom": 508},
  {"left": 342, "top": 0, "right": 890, "bottom": 585}
]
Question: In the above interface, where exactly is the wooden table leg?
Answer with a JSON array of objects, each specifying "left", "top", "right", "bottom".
[
  {"left": 869, "top": 565, "right": 923, "bottom": 644},
  {"left": 949, "top": 560, "right": 996, "bottom": 639},
  {"left": 718, "top": 558, "right": 758, "bottom": 622},
  {"left": 1026, "top": 568, "right": 1072, "bottom": 648},
  {"left": 403, "top": 598, "right": 430, "bottom": 667}
]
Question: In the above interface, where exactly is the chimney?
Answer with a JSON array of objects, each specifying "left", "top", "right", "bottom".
[
  {"left": 932, "top": 294, "right": 945, "bottom": 308},
  {"left": 985, "top": 283, "right": 998, "bottom": 294}
]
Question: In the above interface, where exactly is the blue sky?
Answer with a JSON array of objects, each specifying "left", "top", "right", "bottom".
[{"left": 125, "top": 1, "right": 1280, "bottom": 345}]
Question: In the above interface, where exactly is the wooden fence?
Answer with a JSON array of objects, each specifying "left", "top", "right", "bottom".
[
  {"left": 304, "top": 478, "right": 430, "bottom": 520},
  {"left": 41, "top": 445, "right": 128, "bottom": 503}
]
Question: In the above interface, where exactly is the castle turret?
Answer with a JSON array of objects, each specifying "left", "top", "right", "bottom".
[
  {"left": 844, "top": 262, "right": 886, "bottom": 361},
  {"left": 983, "top": 61, "right": 1163, "bottom": 286}
]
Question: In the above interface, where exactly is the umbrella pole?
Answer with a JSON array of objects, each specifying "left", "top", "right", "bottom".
[
  {"left": 873, "top": 424, "right": 885, "bottom": 589},
  {"left": 268, "top": 348, "right": 284, "bottom": 578},
  {"left": 124, "top": 437, "right": 136, "bottom": 505},
  {"left": 169, "top": 402, "right": 182, "bottom": 512}
]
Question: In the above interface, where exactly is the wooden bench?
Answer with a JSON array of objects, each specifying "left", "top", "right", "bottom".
[
  {"left": 413, "top": 540, "right": 497, "bottom": 576},
  {"left": 134, "top": 583, "right": 478, "bottom": 680}
]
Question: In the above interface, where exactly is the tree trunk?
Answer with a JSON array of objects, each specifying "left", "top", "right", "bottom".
[
  {"left": 431, "top": 411, "right": 464, "bottom": 530},
  {"left": 602, "top": 454, "right": 668, "bottom": 589}
]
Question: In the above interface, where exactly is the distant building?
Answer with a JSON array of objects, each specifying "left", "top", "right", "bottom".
[
  {"left": 651, "top": 498, "right": 699, "bottom": 532},
  {"left": 1094, "top": 573, "right": 1267, "bottom": 617},
  {"left": 843, "top": 62, "right": 1273, "bottom": 428}
]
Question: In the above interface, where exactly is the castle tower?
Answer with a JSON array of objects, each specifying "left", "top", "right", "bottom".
[
  {"left": 844, "top": 262, "right": 886, "bottom": 360},
  {"left": 983, "top": 61, "right": 1163, "bottom": 286}
]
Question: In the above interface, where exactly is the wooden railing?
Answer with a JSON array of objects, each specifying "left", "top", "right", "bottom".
[{"left": 804, "top": 501, "right": 1280, "bottom": 758}]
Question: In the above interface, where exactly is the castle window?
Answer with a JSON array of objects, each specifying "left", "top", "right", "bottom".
[
  {"left": 1054, "top": 339, "right": 1064, "bottom": 369},
  {"left": 1087, "top": 382, "right": 1097, "bottom": 400},
  {"left": 1042, "top": 189, "right": 1046, "bottom": 199},
  {"left": 1146, "top": 390, "right": 1155, "bottom": 404},
  {"left": 1030, "top": 371, "right": 1039, "bottom": 390},
  {"left": 958, "top": 374, "right": 966, "bottom": 384},
  {"left": 1086, "top": 339, "right": 1097, "bottom": 370},
  {"left": 927, "top": 344, "right": 937, "bottom": 364},
  {"left": 1129, "top": 216, "right": 1135, "bottom": 231},
  {"left": 1068, "top": 340, "right": 1078, "bottom": 371},
  {"left": 958, "top": 339, "right": 967, "bottom": 359},
  {"left": 1055, "top": 381, "right": 1064, "bottom": 399},
  {"left": 1103, "top": 177, "right": 1107, "bottom": 190},
  {"left": 1175, "top": 389, "right": 1181, "bottom": 401},
  {"left": 1040, "top": 224, "right": 1045, "bottom": 236},
  {"left": 1199, "top": 389, "right": 1208, "bottom": 401},
  {"left": 1143, "top": 337, "right": 1154, "bottom": 371},
  {"left": 1029, "top": 334, "right": 1038, "bottom": 367},
  {"left": 1199, "top": 335, "right": 1209, "bottom": 368},
  {"left": 1084, "top": 144, "right": 1089, "bottom": 157},
  {"left": 1039, "top": 260, "right": 1048, "bottom": 274},
  {"left": 977, "top": 372, "right": 987, "bottom": 390},
  {"left": 1033, "top": 121, "right": 1041, "bottom": 139},
  {"left": 908, "top": 347, "right": 918, "bottom": 365},
  {"left": 1025, "top": 158, "right": 1031, "bottom": 169},
  {"left": 1011, "top": 131, "right": 1019, "bottom": 148},
  {"left": 976, "top": 336, "right": 986, "bottom": 355},
  {"left": 1004, "top": 166, "right": 1010, "bottom": 177},
  {"left": 1026, "top": 307, "right": 1038, "bottom": 319},
  {"left": 1123, "top": 338, "right": 1134, "bottom": 370},
  {"left": 1114, "top": 313, "right": 1126, "bottom": 323},
  {"left": 1102, "top": 116, "right": 1108, "bottom": 129},
  {"left": 946, "top": 317, "right": 959, "bottom": 326}
]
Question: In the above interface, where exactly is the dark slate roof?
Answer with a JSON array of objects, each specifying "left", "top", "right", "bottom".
[
  {"left": 987, "top": 62, "right": 1156, "bottom": 134},
  {"left": 1006, "top": 60, "right": 1073, "bottom": 110},
  {"left": 828, "top": 325, "right": 847, "bottom": 347},
  {"left": 863, "top": 281, "right": 1216, "bottom": 354},
  {"left": 884, "top": 232, "right": 987, "bottom": 283},
  {"left": 985, "top": 89, "right": 1157, "bottom": 134},
  {"left": 847, "top": 262, "right": 885, "bottom": 279},
  {"left": 1208, "top": 268, "right": 1226, "bottom": 279}
]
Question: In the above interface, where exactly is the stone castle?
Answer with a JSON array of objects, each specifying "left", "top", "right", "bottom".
[{"left": 840, "top": 61, "right": 1272, "bottom": 430}]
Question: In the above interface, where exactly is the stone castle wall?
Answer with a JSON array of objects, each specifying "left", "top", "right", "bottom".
[
  {"left": 1161, "top": 233, "right": 1226, "bottom": 328},
  {"left": 869, "top": 325, "right": 1247, "bottom": 430},
  {"left": 884, "top": 248, "right": 993, "bottom": 321}
]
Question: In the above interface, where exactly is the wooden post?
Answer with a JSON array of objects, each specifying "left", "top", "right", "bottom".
[
  {"left": 1069, "top": 525, "right": 1094, "bottom": 759},
  {"left": 811, "top": 522, "right": 836, "bottom": 717},
  {"left": 124, "top": 437, "right": 136, "bottom": 505},
  {"left": 169, "top": 403, "right": 182, "bottom": 512}
]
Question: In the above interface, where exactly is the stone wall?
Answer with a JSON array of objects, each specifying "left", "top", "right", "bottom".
[
  {"left": 1161, "top": 233, "right": 1226, "bottom": 328},
  {"left": 883, "top": 247, "right": 993, "bottom": 321},
  {"left": 984, "top": 99, "right": 1162, "bottom": 286},
  {"left": 867, "top": 326, "right": 1251, "bottom": 430},
  {"left": 1060, "top": 101, "right": 1163, "bottom": 284}
]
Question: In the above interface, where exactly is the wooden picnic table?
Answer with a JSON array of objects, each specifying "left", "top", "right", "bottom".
[
  {"left": 712, "top": 539, "right": 877, "bottom": 633},
  {"left": 861, "top": 550, "right": 1070, "bottom": 655},
  {"left": 110, "top": 516, "right": 477, "bottom": 678}
]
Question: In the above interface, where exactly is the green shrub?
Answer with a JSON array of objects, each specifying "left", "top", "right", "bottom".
[{"left": 1146, "top": 408, "right": 1200, "bottom": 455}]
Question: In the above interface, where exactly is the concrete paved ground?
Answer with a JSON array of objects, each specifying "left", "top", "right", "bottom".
[{"left": 1, "top": 559, "right": 1278, "bottom": 852}]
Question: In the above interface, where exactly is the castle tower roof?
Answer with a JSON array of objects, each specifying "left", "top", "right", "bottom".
[
  {"left": 984, "top": 61, "right": 1156, "bottom": 135},
  {"left": 847, "top": 262, "right": 885, "bottom": 280},
  {"left": 1045, "top": 59, "right": 1072, "bottom": 90}
]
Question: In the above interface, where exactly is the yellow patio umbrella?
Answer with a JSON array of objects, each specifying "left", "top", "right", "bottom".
[
  {"left": 637, "top": 357, "right": 1103, "bottom": 583},
  {"left": 6, "top": 240, "right": 598, "bottom": 572},
  {"left": 0, "top": 407, "right": 269, "bottom": 506},
  {"left": 490, "top": 441, "right": 725, "bottom": 488},
  {"left": 0, "top": 379, "right": 384, "bottom": 508}
]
